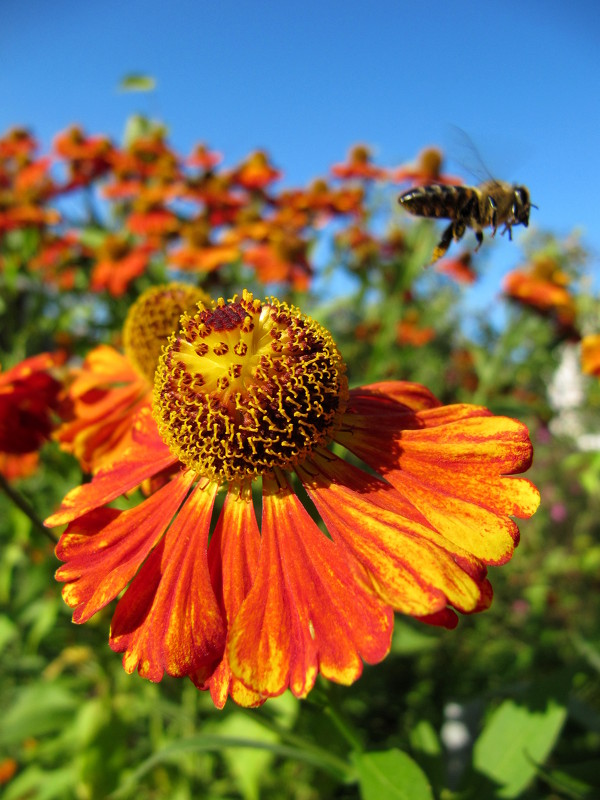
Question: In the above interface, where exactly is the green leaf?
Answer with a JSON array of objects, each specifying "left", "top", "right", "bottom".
[
  {"left": 118, "top": 73, "right": 157, "bottom": 92},
  {"left": 353, "top": 749, "right": 434, "bottom": 800},
  {"left": 0, "top": 613, "right": 18, "bottom": 649},
  {"left": 473, "top": 697, "right": 567, "bottom": 798},
  {"left": 218, "top": 713, "right": 277, "bottom": 800},
  {"left": 109, "top": 734, "right": 349, "bottom": 799},
  {"left": 3, "top": 765, "right": 77, "bottom": 800},
  {"left": 0, "top": 683, "right": 79, "bottom": 745}
]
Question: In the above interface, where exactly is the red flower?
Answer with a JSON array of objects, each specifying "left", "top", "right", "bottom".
[
  {"left": 47, "top": 292, "right": 539, "bottom": 707},
  {"left": 0, "top": 353, "right": 63, "bottom": 476}
]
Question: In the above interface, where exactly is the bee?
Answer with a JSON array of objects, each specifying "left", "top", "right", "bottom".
[{"left": 398, "top": 180, "right": 535, "bottom": 263}]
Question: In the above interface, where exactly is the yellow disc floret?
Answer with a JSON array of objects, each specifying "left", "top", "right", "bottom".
[
  {"left": 153, "top": 290, "right": 348, "bottom": 483},
  {"left": 123, "top": 283, "right": 213, "bottom": 383}
]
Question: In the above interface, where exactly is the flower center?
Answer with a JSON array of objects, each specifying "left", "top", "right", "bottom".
[
  {"left": 123, "top": 283, "right": 212, "bottom": 383},
  {"left": 153, "top": 289, "right": 348, "bottom": 483}
]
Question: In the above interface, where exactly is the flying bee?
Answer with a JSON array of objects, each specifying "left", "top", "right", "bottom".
[{"left": 398, "top": 180, "right": 535, "bottom": 263}]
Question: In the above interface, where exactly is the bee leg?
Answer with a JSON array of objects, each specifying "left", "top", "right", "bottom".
[
  {"left": 431, "top": 222, "right": 455, "bottom": 263},
  {"left": 501, "top": 223, "right": 513, "bottom": 240},
  {"left": 474, "top": 231, "right": 484, "bottom": 251},
  {"left": 453, "top": 221, "right": 466, "bottom": 242}
]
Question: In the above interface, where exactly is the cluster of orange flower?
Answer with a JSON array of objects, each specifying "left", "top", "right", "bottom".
[
  {"left": 3, "top": 122, "right": 593, "bottom": 709},
  {"left": 0, "top": 127, "right": 452, "bottom": 295}
]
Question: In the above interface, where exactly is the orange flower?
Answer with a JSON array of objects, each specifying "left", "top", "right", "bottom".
[
  {"left": 503, "top": 255, "right": 578, "bottom": 337},
  {"left": 392, "top": 147, "right": 463, "bottom": 186},
  {"left": 53, "top": 126, "right": 114, "bottom": 189},
  {"left": 0, "top": 757, "right": 17, "bottom": 785},
  {"left": 55, "top": 283, "right": 211, "bottom": 474},
  {"left": 29, "top": 232, "right": 91, "bottom": 289},
  {"left": 0, "top": 127, "right": 38, "bottom": 161},
  {"left": 243, "top": 238, "right": 312, "bottom": 290},
  {"left": 0, "top": 201, "right": 60, "bottom": 232},
  {"left": 436, "top": 252, "right": 478, "bottom": 284},
  {"left": 90, "top": 234, "right": 155, "bottom": 296},
  {"left": 581, "top": 334, "right": 600, "bottom": 377},
  {"left": 397, "top": 309, "right": 436, "bottom": 347},
  {"left": 168, "top": 219, "right": 240, "bottom": 272},
  {"left": 331, "top": 144, "right": 386, "bottom": 180},
  {"left": 0, "top": 352, "right": 63, "bottom": 478},
  {"left": 230, "top": 150, "right": 281, "bottom": 190},
  {"left": 187, "top": 143, "right": 223, "bottom": 171},
  {"left": 104, "top": 133, "right": 180, "bottom": 197},
  {"left": 47, "top": 291, "right": 539, "bottom": 708},
  {"left": 276, "top": 179, "right": 364, "bottom": 223}
]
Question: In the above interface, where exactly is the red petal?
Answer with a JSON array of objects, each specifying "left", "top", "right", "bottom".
[
  {"left": 227, "top": 474, "right": 393, "bottom": 699},
  {"left": 46, "top": 408, "right": 177, "bottom": 527},
  {"left": 347, "top": 381, "right": 442, "bottom": 415},
  {"left": 199, "top": 485, "right": 264, "bottom": 708},
  {"left": 109, "top": 480, "right": 225, "bottom": 681},
  {"left": 55, "top": 469, "right": 195, "bottom": 623}
]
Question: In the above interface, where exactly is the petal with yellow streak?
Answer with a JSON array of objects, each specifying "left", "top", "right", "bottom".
[
  {"left": 56, "top": 469, "right": 196, "bottom": 623},
  {"left": 109, "top": 480, "right": 226, "bottom": 682},
  {"left": 336, "top": 398, "right": 540, "bottom": 564},
  {"left": 227, "top": 474, "right": 393, "bottom": 699},
  {"left": 197, "top": 485, "right": 264, "bottom": 708},
  {"left": 46, "top": 408, "right": 177, "bottom": 527},
  {"left": 298, "top": 452, "right": 486, "bottom": 621}
]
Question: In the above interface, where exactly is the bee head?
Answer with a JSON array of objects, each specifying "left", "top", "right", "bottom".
[{"left": 512, "top": 186, "right": 532, "bottom": 227}]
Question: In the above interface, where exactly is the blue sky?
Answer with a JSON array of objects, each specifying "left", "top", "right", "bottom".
[{"left": 2, "top": 0, "right": 599, "bottom": 297}]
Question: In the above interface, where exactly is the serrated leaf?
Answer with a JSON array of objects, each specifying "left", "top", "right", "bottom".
[
  {"left": 473, "top": 697, "right": 567, "bottom": 798},
  {"left": 353, "top": 749, "right": 434, "bottom": 800},
  {"left": 118, "top": 73, "right": 156, "bottom": 92}
]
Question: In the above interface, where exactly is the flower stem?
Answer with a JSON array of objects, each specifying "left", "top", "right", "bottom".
[{"left": 0, "top": 473, "right": 58, "bottom": 544}]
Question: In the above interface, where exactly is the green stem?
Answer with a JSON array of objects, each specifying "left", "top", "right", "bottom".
[
  {"left": 242, "top": 707, "right": 354, "bottom": 778},
  {"left": 0, "top": 473, "right": 58, "bottom": 544}
]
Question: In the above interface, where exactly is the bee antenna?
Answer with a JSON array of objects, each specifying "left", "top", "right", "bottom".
[{"left": 530, "top": 203, "right": 539, "bottom": 210}]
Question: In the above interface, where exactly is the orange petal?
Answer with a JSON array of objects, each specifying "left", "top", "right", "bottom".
[
  {"left": 347, "top": 381, "right": 442, "bottom": 414},
  {"left": 227, "top": 473, "right": 393, "bottom": 699},
  {"left": 298, "top": 452, "right": 486, "bottom": 620},
  {"left": 337, "top": 400, "right": 540, "bottom": 564},
  {"left": 109, "top": 480, "right": 226, "bottom": 682},
  {"left": 55, "top": 469, "right": 195, "bottom": 623},
  {"left": 199, "top": 485, "right": 264, "bottom": 708},
  {"left": 46, "top": 408, "right": 177, "bottom": 527}
]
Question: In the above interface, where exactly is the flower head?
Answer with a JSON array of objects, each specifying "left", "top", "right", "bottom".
[
  {"left": 47, "top": 292, "right": 539, "bottom": 707},
  {"left": 503, "top": 255, "right": 579, "bottom": 338},
  {"left": 56, "top": 283, "right": 210, "bottom": 473}
]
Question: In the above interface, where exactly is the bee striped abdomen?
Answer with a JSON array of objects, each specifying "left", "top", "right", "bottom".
[{"left": 398, "top": 184, "right": 479, "bottom": 223}]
